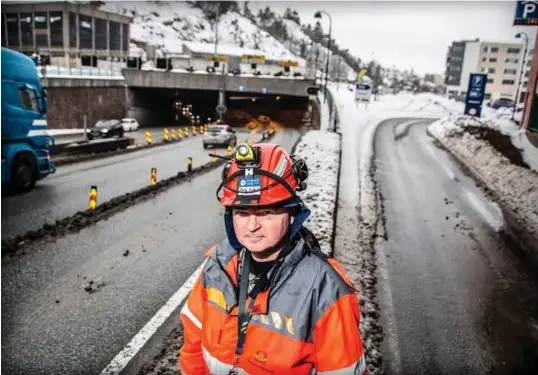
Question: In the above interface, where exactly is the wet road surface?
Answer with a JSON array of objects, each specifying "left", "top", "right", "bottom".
[
  {"left": 2, "top": 133, "right": 252, "bottom": 239},
  {"left": 375, "top": 119, "right": 538, "bottom": 375},
  {"left": 1, "top": 129, "right": 300, "bottom": 375}
]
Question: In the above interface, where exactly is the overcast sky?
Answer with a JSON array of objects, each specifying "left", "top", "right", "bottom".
[{"left": 256, "top": 1, "right": 538, "bottom": 75}]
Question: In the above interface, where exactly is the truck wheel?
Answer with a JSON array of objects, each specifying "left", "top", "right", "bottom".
[{"left": 11, "top": 153, "right": 37, "bottom": 192}]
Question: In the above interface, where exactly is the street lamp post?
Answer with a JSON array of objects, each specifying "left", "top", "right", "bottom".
[
  {"left": 513, "top": 32, "right": 529, "bottom": 122},
  {"left": 314, "top": 10, "right": 332, "bottom": 103}
]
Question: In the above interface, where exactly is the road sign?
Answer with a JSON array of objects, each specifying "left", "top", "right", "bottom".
[
  {"left": 205, "top": 55, "right": 229, "bottom": 62},
  {"left": 514, "top": 1, "right": 538, "bottom": 25},
  {"left": 241, "top": 54, "right": 266, "bottom": 63},
  {"left": 464, "top": 73, "right": 487, "bottom": 117},
  {"left": 216, "top": 105, "right": 227, "bottom": 114},
  {"left": 278, "top": 60, "right": 299, "bottom": 67},
  {"left": 355, "top": 83, "right": 372, "bottom": 102}
]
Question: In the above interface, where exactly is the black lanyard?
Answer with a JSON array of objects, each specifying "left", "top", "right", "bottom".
[
  {"left": 234, "top": 241, "right": 295, "bottom": 356},
  {"left": 235, "top": 250, "right": 264, "bottom": 356}
]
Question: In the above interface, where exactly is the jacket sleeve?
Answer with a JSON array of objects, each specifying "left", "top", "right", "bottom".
[
  {"left": 313, "top": 293, "right": 368, "bottom": 375},
  {"left": 179, "top": 268, "right": 209, "bottom": 375}
]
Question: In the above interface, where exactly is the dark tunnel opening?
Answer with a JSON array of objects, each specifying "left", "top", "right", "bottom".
[{"left": 127, "top": 88, "right": 310, "bottom": 129}]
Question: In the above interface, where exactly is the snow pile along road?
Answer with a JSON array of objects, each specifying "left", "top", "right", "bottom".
[
  {"left": 137, "top": 130, "right": 343, "bottom": 374},
  {"left": 294, "top": 130, "right": 341, "bottom": 255},
  {"left": 428, "top": 116, "right": 538, "bottom": 259}
]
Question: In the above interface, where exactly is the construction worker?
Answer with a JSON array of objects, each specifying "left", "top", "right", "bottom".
[{"left": 179, "top": 142, "right": 367, "bottom": 375}]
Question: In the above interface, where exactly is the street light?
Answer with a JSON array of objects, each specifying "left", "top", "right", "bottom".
[
  {"left": 513, "top": 32, "right": 529, "bottom": 122},
  {"left": 314, "top": 10, "right": 332, "bottom": 103}
]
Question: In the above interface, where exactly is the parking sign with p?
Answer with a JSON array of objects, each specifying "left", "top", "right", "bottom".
[{"left": 514, "top": 1, "right": 538, "bottom": 25}]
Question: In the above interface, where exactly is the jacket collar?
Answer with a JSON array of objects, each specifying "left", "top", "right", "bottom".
[{"left": 215, "top": 227, "right": 317, "bottom": 316}]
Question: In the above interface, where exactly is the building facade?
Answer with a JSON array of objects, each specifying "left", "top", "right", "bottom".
[
  {"left": 445, "top": 38, "right": 534, "bottom": 101},
  {"left": 1, "top": 1, "right": 132, "bottom": 70}
]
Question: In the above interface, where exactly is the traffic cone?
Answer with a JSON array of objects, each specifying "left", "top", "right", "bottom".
[{"left": 89, "top": 186, "right": 97, "bottom": 211}]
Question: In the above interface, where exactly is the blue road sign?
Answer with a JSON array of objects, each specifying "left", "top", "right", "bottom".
[
  {"left": 464, "top": 73, "right": 487, "bottom": 117},
  {"left": 238, "top": 85, "right": 245, "bottom": 92},
  {"left": 514, "top": 1, "right": 538, "bottom": 25}
]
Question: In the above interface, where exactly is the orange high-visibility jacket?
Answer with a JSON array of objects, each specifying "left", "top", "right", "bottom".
[{"left": 179, "top": 228, "right": 367, "bottom": 375}]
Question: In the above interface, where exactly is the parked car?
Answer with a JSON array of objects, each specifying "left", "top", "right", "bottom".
[
  {"left": 88, "top": 119, "right": 124, "bottom": 140},
  {"left": 121, "top": 118, "right": 139, "bottom": 132},
  {"left": 489, "top": 97, "right": 515, "bottom": 109},
  {"left": 203, "top": 124, "right": 237, "bottom": 148}
]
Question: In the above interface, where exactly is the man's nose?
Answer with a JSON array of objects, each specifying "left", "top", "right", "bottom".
[{"left": 246, "top": 214, "right": 261, "bottom": 231}]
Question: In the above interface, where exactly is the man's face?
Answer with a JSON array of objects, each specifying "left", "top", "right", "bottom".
[{"left": 232, "top": 207, "right": 291, "bottom": 254}]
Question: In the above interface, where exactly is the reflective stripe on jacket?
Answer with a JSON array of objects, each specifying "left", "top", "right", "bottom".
[{"left": 179, "top": 227, "right": 367, "bottom": 375}]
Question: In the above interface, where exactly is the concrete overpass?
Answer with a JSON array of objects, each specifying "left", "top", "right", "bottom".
[{"left": 122, "top": 69, "right": 314, "bottom": 98}]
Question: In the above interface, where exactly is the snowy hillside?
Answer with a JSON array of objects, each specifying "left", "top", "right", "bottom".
[{"left": 100, "top": 1, "right": 295, "bottom": 59}]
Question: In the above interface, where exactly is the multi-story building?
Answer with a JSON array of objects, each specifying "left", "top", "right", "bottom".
[
  {"left": 1, "top": 1, "right": 132, "bottom": 71},
  {"left": 445, "top": 38, "right": 533, "bottom": 101}
]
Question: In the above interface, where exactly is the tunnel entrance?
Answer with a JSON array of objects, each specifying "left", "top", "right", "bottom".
[{"left": 127, "top": 88, "right": 310, "bottom": 129}]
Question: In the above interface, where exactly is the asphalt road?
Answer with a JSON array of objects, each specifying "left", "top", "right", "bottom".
[
  {"left": 1, "top": 129, "right": 301, "bottom": 375},
  {"left": 2, "top": 132, "right": 254, "bottom": 239},
  {"left": 375, "top": 119, "right": 538, "bottom": 375}
]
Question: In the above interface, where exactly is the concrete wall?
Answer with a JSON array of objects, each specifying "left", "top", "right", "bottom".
[
  {"left": 122, "top": 69, "right": 313, "bottom": 97},
  {"left": 46, "top": 86, "right": 126, "bottom": 129}
]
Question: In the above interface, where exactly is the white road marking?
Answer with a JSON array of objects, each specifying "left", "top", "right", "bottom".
[{"left": 99, "top": 260, "right": 206, "bottom": 375}]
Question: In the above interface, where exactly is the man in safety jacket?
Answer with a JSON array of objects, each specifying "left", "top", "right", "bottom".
[{"left": 179, "top": 142, "right": 368, "bottom": 375}]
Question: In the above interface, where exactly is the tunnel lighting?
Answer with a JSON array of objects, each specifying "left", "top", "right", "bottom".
[
  {"left": 276, "top": 96, "right": 281, "bottom": 100},
  {"left": 252, "top": 98, "right": 256, "bottom": 102}
]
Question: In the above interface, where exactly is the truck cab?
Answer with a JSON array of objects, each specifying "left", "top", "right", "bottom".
[{"left": 1, "top": 47, "right": 55, "bottom": 192}]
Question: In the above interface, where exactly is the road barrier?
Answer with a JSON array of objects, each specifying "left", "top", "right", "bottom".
[
  {"left": 163, "top": 128, "right": 169, "bottom": 142},
  {"left": 89, "top": 186, "right": 97, "bottom": 211},
  {"left": 150, "top": 168, "right": 157, "bottom": 186},
  {"left": 211, "top": 150, "right": 216, "bottom": 163},
  {"left": 178, "top": 129, "right": 183, "bottom": 140},
  {"left": 171, "top": 129, "right": 177, "bottom": 141},
  {"left": 227, "top": 145, "right": 233, "bottom": 157},
  {"left": 185, "top": 127, "right": 189, "bottom": 138},
  {"left": 192, "top": 126, "right": 197, "bottom": 136},
  {"left": 187, "top": 157, "right": 193, "bottom": 172},
  {"left": 146, "top": 131, "right": 152, "bottom": 145}
]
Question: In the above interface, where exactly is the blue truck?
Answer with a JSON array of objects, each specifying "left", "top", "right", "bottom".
[{"left": 1, "top": 47, "right": 56, "bottom": 192}]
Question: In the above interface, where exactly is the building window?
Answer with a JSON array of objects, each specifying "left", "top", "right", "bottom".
[
  {"left": 109, "top": 21, "right": 120, "bottom": 50},
  {"left": 502, "top": 79, "right": 515, "bottom": 85},
  {"left": 528, "top": 60, "right": 533, "bottom": 67},
  {"left": 489, "top": 57, "right": 497, "bottom": 63},
  {"left": 490, "top": 47, "right": 499, "bottom": 53},
  {"left": 524, "top": 82, "right": 528, "bottom": 88},
  {"left": 481, "top": 57, "right": 486, "bottom": 62},
  {"left": 488, "top": 68, "right": 496, "bottom": 74},
  {"left": 79, "top": 14, "right": 92, "bottom": 49},
  {"left": 6, "top": 13, "right": 19, "bottom": 48},
  {"left": 94, "top": 18, "right": 107, "bottom": 50},
  {"left": 525, "top": 71, "right": 530, "bottom": 78},
  {"left": 487, "top": 78, "right": 494, "bottom": 84},
  {"left": 122, "top": 23, "right": 129, "bottom": 51},
  {"left": 49, "top": 11, "right": 63, "bottom": 47},
  {"left": 507, "top": 47, "right": 521, "bottom": 54},
  {"left": 505, "top": 58, "right": 519, "bottom": 64},
  {"left": 481, "top": 67, "right": 487, "bottom": 73},
  {"left": 34, "top": 12, "right": 48, "bottom": 47},
  {"left": 504, "top": 69, "right": 517, "bottom": 75},
  {"left": 20, "top": 12, "right": 33, "bottom": 46},
  {"left": 69, "top": 12, "right": 76, "bottom": 48},
  {"left": 483, "top": 46, "right": 488, "bottom": 52}
]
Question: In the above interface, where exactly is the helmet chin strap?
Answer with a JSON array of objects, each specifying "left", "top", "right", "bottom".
[{"left": 224, "top": 204, "right": 311, "bottom": 251}]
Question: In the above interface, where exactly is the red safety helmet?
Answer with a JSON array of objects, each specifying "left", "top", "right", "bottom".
[{"left": 216, "top": 142, "right": 308, "bottom": 208}]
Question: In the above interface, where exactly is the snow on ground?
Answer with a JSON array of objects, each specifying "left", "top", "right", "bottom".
[
  {"left": 294, "top": 131, "right": 341, "bottom": 256},
  {"left": 100, "top": 1, "right": 295, "bottom": 59}
]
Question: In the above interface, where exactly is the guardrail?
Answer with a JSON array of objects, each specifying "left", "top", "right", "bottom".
[
  {"left": 324, "top": 85, "right": 340, "bottom": 132},
  {"left": 38, "top": 65, "right": 124, "bottom": 78}
]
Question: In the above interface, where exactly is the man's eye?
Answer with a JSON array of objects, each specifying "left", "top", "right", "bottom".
[{"left": 260, "top": 211, "right": 275, "bottom": 216}]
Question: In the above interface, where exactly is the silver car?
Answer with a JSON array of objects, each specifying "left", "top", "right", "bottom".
[{"left": 203, "top": 125, "right": 237, "bottom": 148}]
